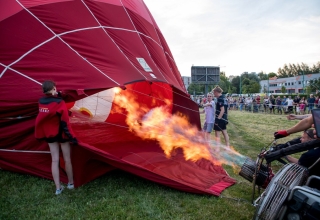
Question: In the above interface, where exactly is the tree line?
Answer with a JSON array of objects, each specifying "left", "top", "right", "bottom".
[
  {"left": 187, "top": 61, "right": 320, "bottom": 95},
  {"left": 277, "top": 61, "right": 320, "bottom": 78}
]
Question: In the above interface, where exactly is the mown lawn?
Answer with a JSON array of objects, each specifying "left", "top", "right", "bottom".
[{"left": 0, "top": 111, "right": 302, "bottom": 220}]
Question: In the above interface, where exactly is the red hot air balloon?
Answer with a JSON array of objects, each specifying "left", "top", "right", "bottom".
[{"left": 0, "top": 0, "right": 235, "bottom": 195}]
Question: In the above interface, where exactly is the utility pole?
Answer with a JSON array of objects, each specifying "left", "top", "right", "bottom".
[
  {"left": 302, "top": 71, "right": 305, "bottom": 94},
  {"left": 267, "top": 75, "right": 270, "bottom": 96},
  {"left": 240, "top": 74, "right": 242, "bottom": 95}
]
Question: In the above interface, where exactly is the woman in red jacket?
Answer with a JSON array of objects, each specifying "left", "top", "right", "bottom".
[{"left": 35, "top": 80, "right": 77, "bottom": 195}]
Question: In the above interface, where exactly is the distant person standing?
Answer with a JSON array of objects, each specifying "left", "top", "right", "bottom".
[
  {"left": 285, "top": 96, "right": 294, "bottom": 113},
  {"left": 269, "top": 95, "right": 276, "bottom": 114},
  {"left": 282, "top": 95, "right": 287, "bottom": 112},
  {"left": 256, "top": 95, "right": 261, "bottom": 110},
  {"left": 315, "top": 95, "right": 319, "bottom": 108},
  {"left": 307, "top": 94, "right": 315, "bottom": 113},
  {"left": 200, "top": 93, "right": 215, "bottom": 141},
  {"left": 301, "top": 97, "right": 307, "bottom": 112},
  {"left": 293, "top": 96, "right": 300, "bottom": 114},
  {"left": 276, "top": 96, "right": 282, "bottom": 114},
  {"left": 299, "top": 100, "right": 306, "bottom": 115},
  {"left": 212, "top": 86, "right": 229, "bottom": 147},
  {"left": 239, "top": 96, "right": 244, "bottom": 111},
  {"left": 263, "top": 95, "right": 269, "bottom": 113}
]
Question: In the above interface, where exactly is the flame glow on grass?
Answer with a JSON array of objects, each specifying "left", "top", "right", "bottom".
[{"left": 113, "top": 88, "right": 246, "bottom": 168}]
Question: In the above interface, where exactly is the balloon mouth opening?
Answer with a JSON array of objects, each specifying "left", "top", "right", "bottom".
[{"left": 79, "top": 107, "right": 93, "bottom": 117}]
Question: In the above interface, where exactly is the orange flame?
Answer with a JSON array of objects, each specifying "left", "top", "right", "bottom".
[{"left": 113, "top": 88, "right": 246, "bottom": 168}]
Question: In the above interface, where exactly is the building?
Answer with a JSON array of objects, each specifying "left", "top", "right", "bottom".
[
  {"left": 191, "top": 66, "right": 220, "bottom": 84},
  {"left": 191, "top": 66, "right": 220, "bottom": 95},
  {"left": 182, "top": 76, "right": 191, "bottom": 90},
  {"left": 260, "top": 73, "right": 320, "bottom": 94}
]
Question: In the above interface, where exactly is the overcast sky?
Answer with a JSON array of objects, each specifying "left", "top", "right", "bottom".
[{"left": 144, "top": 0, "right": 320, "bottom": 77}]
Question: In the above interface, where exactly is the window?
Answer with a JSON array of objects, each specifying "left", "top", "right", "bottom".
[
  {"left": 285, "top": 83, "right": 287, "bottom": 86},
  {"left": 298, "top": 81, "right": 301, "bottom": 84}
]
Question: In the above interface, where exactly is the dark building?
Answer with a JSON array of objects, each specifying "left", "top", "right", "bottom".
[
  {"left": 191, "top": 66, "right": 220, "bottom": 95},
  {"left": 191, "top": 66, "right": 220, "bottom": 84}
]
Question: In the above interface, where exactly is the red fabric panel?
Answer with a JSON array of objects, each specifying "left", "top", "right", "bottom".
[
  {"left": 10, "top": 38, "right": 118, "bottom": 90},
  {"left": 171, "top": 87, "right": 201, "bottom": 130},
  {"left": 0, "top": 146, "right": 115, "bottom": 188},
  {"left": 155, "top": 31, "right": 186, "bottom": 92},
  {"left": 70, "top": 146, "right": 116, "bottom": 187},
  {"left": 0, "top": 0, "right": 23, "bottom": 22},
  {"left": 122, "top": 0, "right": 153, "bottom": 24},
  {"left": 140, "top": 35, "right": 183, "bottom": 88},
  {"left": 0, "top": 118, "right": 41, "bottom": 151},
  {"left": 84, "top": 0, "right": 135, "bottom": 30},
  {"left": 124, "top": 3, "right": 161, "bottom": 45},
  {"left": 60, "top": 29, "right": 146, "bottom": 84},
  {"left": 26, "top": 1, "right": 100, "bottom": 34},
  {"left": 106, "top": 29, "right": 166, "bottom": 82},
  {"left": 19, "top": 0, "right": 69, "bottom": 8},
  {"left": 0, "top": 150, "right": 60, "bottom": 180},
  {"left": 0, "top": 9, "right": 54, "bottom": 65},
  {"left": 0, "top": 69, "right": 40, "bottom": 116}
]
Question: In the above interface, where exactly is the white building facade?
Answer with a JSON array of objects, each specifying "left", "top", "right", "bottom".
[
  {"left": 260, "top": 73, "right": 320, "bottom": 94},
  {"left": 182, "top": 76, "right": 191, "bottom": 90}
]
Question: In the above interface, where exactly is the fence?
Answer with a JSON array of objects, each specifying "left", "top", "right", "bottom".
[{"left": 229, "top": 103, "right": 318, "bottom": 115}]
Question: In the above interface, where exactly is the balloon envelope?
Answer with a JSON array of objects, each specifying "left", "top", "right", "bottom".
[{"left": 0, "top": 0, "right": 235, "bottom": 195}]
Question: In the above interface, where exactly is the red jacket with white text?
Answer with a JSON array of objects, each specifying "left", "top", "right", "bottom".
[{"left": 35, "top": 94, "right": 75, "bottom": 141}]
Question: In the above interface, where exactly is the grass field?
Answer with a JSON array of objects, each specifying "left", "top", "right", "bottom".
[{"left": 0, "top": 111, "right": 302, "bottom": 220}]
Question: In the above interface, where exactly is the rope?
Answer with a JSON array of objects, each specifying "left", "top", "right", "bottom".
[{"left": 308, "top": 156, "right": 320, "bottom": 170}]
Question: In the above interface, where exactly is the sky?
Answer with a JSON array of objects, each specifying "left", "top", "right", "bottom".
[{"left": 144, "top": 0, "right": 320, "bottom": 77}]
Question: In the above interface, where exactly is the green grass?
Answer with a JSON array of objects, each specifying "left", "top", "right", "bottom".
[{"left": 0, "top": 111, "right": 303, "bottom": 220}]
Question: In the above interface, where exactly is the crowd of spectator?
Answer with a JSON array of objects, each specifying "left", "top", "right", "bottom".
[{"left": 195, "top": 94, "right": 320, "bottom": 115}]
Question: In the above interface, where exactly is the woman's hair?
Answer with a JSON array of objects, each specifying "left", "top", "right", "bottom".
[
  {"left": 212, "top": 85, "right": 223, "bottom": 93},
  {"left": 42, "top": 80, "right": 56, "bottom": 94}
]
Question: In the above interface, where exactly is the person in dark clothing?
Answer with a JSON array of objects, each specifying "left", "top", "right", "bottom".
[
  {"left": 276, "top": 96, "right": 282, "bottom": 114},
  {"left": 307, "top": 94, "right": 315, "bottom": 113},
  {"left": 278, "top": 129, "right": 320, "bottom": 177},
  {"left": 293, "top": 96, "right": 299, "bottom": 114},
  {"left": 35, "top": 80, "right": 77, "bottom": 195},
  {"left": 270, "top": 95, "right": 276, "bottom": 114},
  {"left": 212, "top": 86, "right": 229, "bottom": 147}
]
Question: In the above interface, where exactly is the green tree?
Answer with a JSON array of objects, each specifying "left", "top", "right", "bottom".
[
  {"left": 216, "top": 80, "right": 227, "bottom": 93},
  {"left": 231, "top": 76, "right": 241, "bottom": 93},
  {"left": 268, "top": 72, "right": 277, "bottom": 78},
  {"left": 311, "top": 62, "right": 320, "bottom": 73},
  {"left": 187, "top": 83, "right": 204, "bottom": 95},
  {"left": 281, "top": 85, "right": 286, "bottom": 93},
  {"left": 306, "top": 86, "right": 311, "bottom": 95},
  {"left": 246, "top": 73, "right": 259, "bottom": 83},
  {"left": 215, "top": 71, "right": 231, "bottom": 94},
  {"left": 277, "top": 61, "right": 320, "bottom": 78},
  {"left": 309, "top": 78, "right": 320, "bottom": 92},
  {"left": 240, "top": 78, "right": 260, "bottom": 94},
  {"left": 258, "top": 71, "right": 268, "bottom": 80}
]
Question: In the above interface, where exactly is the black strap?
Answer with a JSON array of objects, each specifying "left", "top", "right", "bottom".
[{"left": 277, "top": 158, "right": 287, "bottom": 165}]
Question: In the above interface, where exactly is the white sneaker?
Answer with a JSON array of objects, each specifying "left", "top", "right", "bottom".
[
  {"left": 55, "top": 186, "right": 64, "bottom": 195},
  {"left": 67, "top": 183, "right": 74, "bottom": 189}
]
